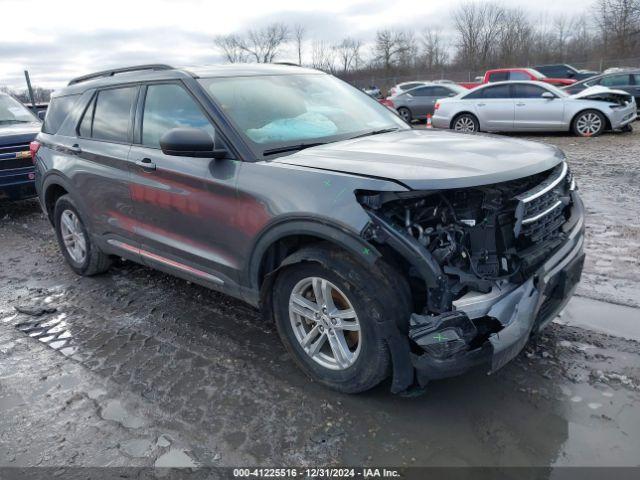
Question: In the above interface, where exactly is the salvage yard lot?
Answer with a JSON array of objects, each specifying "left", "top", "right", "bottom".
[{"left": 1, "top": 125, "right": 639, "bottom": 469}]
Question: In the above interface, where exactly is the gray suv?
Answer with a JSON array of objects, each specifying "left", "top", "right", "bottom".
[{"left": 34, "top": 64, "right": 585, "bottom": 394}]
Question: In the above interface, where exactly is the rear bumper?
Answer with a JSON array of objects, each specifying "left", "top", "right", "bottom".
[
  {"left": 0, "top": 167, "right": 36, "bottom": 201},
  {"left": 431, "top": 114, "right": 450, "bottom": 129},
  {"left": 410, "top": 192, "right": 585, "bottom": 385}
]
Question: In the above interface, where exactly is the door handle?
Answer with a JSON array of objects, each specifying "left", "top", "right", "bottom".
[
  {"left": 68, "top": 144, "right": 82, "bottom": 154},
  {"left": 135, "top": 158, "right": 156, "bottom": 171},
  {"left": 516, "top": 103, "right": 526, "bottom": 106},
  {"left": 477, "top": 103, "right": 486, "bottom": 107}
]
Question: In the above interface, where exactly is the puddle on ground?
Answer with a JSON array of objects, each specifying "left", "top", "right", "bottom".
[
  {"left": 556, "top": 296, "right": 640, "bottom": 341},
  {"left": 154, "top": 448, "right": 198, "bottom": 468},
  {"left": 100, "top": 399, "right": 147, "bottom": 429}
]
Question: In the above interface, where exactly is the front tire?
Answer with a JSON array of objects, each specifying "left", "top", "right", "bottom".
[
  {"left": 572, "top": 110, "right": 606, "bottom": 137},
  {"left": 53, "top": 194, "right": 111, "bottom": 276},
  {"left": 272, "top": 247, "right": 410, "bottom": 393},
  {"left": 452, "top": 113, "right": 479, "bottom": 133}
]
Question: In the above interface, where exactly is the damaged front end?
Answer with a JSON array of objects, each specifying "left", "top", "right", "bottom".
[{"left": 359, "top": 161, "right": 585, "bottom": 389}]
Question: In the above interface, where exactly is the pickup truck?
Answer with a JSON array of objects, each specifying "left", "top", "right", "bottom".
[{"left": 459, "top": 68, "right": 576, "bottom": 89}]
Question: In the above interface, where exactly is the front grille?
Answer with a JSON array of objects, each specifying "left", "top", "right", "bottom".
[
  {"left": 514, "top": 163, "right": 572, "bottom": 244},
  {"left": 0, "top": 142, "right": 30, "bottom": 155},
  {"left": 0, "top": 142, "right": 31, "bottom": 171},
  {"left": 0, "top": 157, "right": 32, "bottom": 170}
]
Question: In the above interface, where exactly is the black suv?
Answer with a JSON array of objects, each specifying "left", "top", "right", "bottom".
[
  {"left": 1, "top": 92, "right": 41, "bottom": 201},
  {"left": 35, "top": 64, "right": 585, "bottom": 394}
]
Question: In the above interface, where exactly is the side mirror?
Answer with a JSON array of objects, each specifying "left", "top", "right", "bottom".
[
  {"left": 160, "top": 128, "right": 229, "bottom": 159},
  {"left": 541, "top": 92, "right": 555, "bottom": 99},
  {"left": 37, "top": 110, "right": 46, "bottom": 121}
]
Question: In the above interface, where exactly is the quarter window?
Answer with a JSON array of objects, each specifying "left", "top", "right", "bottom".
[
  {"left": 141, "top": 84, "right": 215, "bottom": 148},
  {"left": 42, "top": 94, "right": 80, "bottom": 134},
  {"left": 90, "top": 87, "right": 136, "bottom": 142}
]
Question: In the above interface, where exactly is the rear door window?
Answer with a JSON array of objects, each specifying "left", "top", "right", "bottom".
[
  {"left": 512, "top": 84, "right": 548, "bottom": 98},
  {"left": 409, "top": 87, "right": 435, "bottom": 97},
  {"left": 141, "top": 84, "right": 215, "bottom": 148},
  {"left": 481, "top": 84, "right": 512, "bottom": 98},
  {"left": 42, "top": 94, "right": 80, "bottom": 134},
  {"left": 90, "top": 87, "right": 137, "bottom": 142}
]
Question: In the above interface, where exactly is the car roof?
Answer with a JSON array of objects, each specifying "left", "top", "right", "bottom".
[
  {"left": 53, "top": 63, "right": 323, "bottom": 98},
  {"left": 572, "top": 68, "right": 640, "bottom": 85}
]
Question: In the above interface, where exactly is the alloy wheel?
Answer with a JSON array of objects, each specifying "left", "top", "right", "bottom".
[
  {"left": 576, "top": 112, "right": 602, "bottom": 136},
  {"left": 454, "top": 116, "right": 476, "bottom": 132},
  {"left": 60, "top": 209, "right": 87, "bottom": 264},
  {"left": 288, "top": 276, "right": 361, "bottom": 370}
]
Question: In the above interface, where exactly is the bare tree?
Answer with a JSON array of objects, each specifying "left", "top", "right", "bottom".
[
  {"left": 214, "top": 34, "right": 248, "bottom": 63},
  {"left": 334, "top": 38, "right": 363, "bottom": 73},
  {"left": 242, "top": 23, "right": 290, "bottom": 63},
  {"left": 496, "top": 8, "right": 533, "bottom": 66},
  {"left": 420, "top": 28, "right": 448, "bottom": 70},
  {"left": 215, "top": 23, "right": 289, "bottom": 63},
  {"left": 372, "top": 29, "right": 413, "bottom": 70},
  {"left": 293, "top": 24, "right": 305, "bottom": 65},
  {"left": 452, "top": 1, "right": 506, "bottom": 69},
  {"left": 595, "top": 0, "right": 640, "bottom": 57},
  {"left": 311, "top": 40, "right": 336, "bottom": 73}
]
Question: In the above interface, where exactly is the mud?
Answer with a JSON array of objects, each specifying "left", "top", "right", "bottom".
[{"left": 1, "top": 126, "right": 639, "bottom": 468}]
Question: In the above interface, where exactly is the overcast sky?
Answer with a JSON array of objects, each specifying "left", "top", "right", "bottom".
[{"left": 0, "top": 0, "right": 587, "bottom": 91}]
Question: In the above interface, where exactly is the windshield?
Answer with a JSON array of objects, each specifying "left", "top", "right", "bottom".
[
  {"left": 199, "top": 74, "right": 408, "bottom": 155},
  {"left": 0, "top": 95, "right": 38, "bottom": 124}
]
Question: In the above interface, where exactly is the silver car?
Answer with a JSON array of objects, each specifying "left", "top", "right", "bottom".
[
  {"left": 390, "top": 83, "right": 467, "bottom": 123},
  {"left": 432, "top": 81, "right": 637, "bottom": 137}
]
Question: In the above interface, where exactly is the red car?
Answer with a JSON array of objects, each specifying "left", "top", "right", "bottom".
[{"left": 459, "top": 68, "right": 576, "bottom": 89}]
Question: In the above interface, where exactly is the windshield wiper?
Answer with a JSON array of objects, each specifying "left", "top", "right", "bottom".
[
  {"left": 262, "top": 142, "right": 326, "bottom": 156},
  {"left": 349, "top": 127, "right": 400, "bottom": 139}
]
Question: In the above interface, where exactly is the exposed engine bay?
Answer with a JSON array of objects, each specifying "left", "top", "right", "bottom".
[
  {"left": 570, "top": 86, "right": 634, "bottom": 106},
  {"left": 358, "top": 162, "right": 582, "bottom": 380}
]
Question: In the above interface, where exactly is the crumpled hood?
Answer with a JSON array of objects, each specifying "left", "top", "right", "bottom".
[
  {"left": 274, "top": 129, "right": 565, "bottom": 190},
  {"left": 570, "top": 85, "right": 631, "bottom": 99},
  {"left": 0, "top": 122, "right": 41, "bottom": 145}
]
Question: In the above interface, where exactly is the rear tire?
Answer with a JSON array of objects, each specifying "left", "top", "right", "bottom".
[
  {"left": 452, "top": 113, "right": 479, "bottom": 133},
  {"left": 397, "top": 107, "right": 412, "bottom": 124},
  {"left": 272, "top": 246, "right": 410, "bottom": 393},
  {"left": 53, "top": 194, "right": 111, "bottom": 276},
  {"left": 572, "top": 110, "right": 606, "bottom": 137}
]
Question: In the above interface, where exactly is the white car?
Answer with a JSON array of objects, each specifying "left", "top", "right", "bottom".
[
  {"left": 388, "top": 81, "right": 430, "bottom": 97},
  {"left": 432, "top": 81, "right": 637, "bottom": 137}
]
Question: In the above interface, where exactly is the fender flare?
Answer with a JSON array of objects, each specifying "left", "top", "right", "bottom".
[{"left": 245, "top": 217, "right": 381, "bottom": 292}]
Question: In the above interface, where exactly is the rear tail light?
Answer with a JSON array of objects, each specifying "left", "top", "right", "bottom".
[
  {"left": 380, "top": 99, "right": 394, "bottom": 109},
  {"left": 29, "top": 141, "right": 41, "bottom": 163},
  {"left": 434, "top": 102, "right": 441, "bottom": 111}
]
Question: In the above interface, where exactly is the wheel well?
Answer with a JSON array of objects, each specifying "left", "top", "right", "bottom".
[
  {"left": 44, "top": 183, "right": 68, "bottom": 221},
  {"left": 450, "top": 111, "right": 478, "bottom": 129},
  {"left": 257, "top": 234, "right": 331, "bottom": 289},
  {"left": 256, "top": 234, "right": 419, "bottom": 310},
  {"left": 570, "top": 109, "right": 611, "bottom": 131}
]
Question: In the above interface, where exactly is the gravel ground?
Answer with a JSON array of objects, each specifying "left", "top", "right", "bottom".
[{"left": 1, "top": 125, "right": 639, "bottom": 471}]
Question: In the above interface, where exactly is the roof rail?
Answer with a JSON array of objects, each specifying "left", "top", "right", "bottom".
[{"left": 68, "top": 64, "right": 174, "bottom": 86}]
